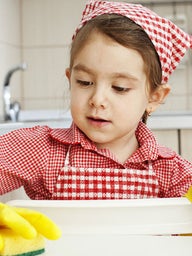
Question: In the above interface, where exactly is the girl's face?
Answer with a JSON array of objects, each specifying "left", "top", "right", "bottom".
[{"left": 66, "top": 32, "right": 153, "bottom": 153}]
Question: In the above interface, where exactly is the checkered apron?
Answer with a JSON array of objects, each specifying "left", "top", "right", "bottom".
[{"left": 52, "top": 147, "right": 159, "bottom": 200}]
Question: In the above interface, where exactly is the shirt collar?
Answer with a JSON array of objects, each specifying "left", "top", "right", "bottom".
[
  {"left": 50, "top": 122, "right": 98, "bottom": 150},
  {"left": 50, "top": 121, "right": 175, "bottom": 163},
  {"left": 128, "top": 121, "right": 159, "bottom": 162},
  {"left": 127, "top": 121, "right": 175, "bottom": 163}
]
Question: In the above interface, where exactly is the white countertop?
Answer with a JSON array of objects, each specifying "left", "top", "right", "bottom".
[
  {"left": 1, "top": 110, "right": 192, "bottom": 135},
  {"left": 148, "top": 112, "right": 192, "bottom": 130},
  {"left": 16, "top": 109, "right": 192, "bottom": 130}
]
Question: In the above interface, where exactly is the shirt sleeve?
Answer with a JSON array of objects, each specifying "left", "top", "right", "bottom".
[
  {"left": 154, "top": 151, "right": 192, "bottom": 198},
  {"left": 168, "top": 154, "right": 192, "bottom": 197},
  {"left": 0, "top": 126, "right": 51, "bottom": 199}
]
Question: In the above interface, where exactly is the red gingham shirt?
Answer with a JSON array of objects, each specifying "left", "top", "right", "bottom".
[{"left": 0, "top": 121, "right": 192, "bottom": 200}]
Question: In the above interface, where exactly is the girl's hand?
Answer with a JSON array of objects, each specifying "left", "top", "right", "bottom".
[{"left": 0, "top": 202, "right": 62, "bottom": 250}]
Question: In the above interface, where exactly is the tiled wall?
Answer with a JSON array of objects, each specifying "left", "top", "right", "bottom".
[
  {"left": 0, "top": 0, "right": 22, "bottom": 118},
  {"left": 21, "top": 0, "right": 87, "bottom": 111},
  {"left": 0, "top": 0, "right": 191, "bottom": 117},
  {"left": 0, "top": 0, "right": 87, "bottom": 118}
]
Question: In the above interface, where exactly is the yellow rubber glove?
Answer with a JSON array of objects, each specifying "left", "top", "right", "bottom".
[
  {"left": 184, "top": 186, "right": 192, "bottom": 203},
  {"left": 0, "top": 202, "right": 62, "bottom": 250},
  {"left": 181, "top": 186, "right": 192, "bottom": 236}
]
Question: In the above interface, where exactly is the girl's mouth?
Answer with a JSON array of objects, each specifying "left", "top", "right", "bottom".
[{"left": 87, "top": 116, "right": 110, "bottom": 127}]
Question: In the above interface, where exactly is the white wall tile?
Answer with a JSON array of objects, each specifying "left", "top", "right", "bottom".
[
  {"left": 22, "top": 46, "right": 70, "bottom": 109},
  {"left": 0, "top": 0, "right": 21, "bottom": 45},
  {"left": 152, "top": 130, "right": 179, "bottom": 153},
  {"left": 22, "top": 0, "right": 87, "bottom": 46},
  {"left": 157, "top": 95, "right": 187, "bottom": 112},
  {"left": 23, "top": 97, "right": 70, "bottom": 111},
  {"left": 181, "top": 130, "right": 192, "bottom": 162}
]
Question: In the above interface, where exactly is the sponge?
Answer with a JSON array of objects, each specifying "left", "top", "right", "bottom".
[{"left": 0, "top": 228, "right": 45, "bottom": 256}]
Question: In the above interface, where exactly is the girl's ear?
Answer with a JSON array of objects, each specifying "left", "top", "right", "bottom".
[
  {"left": 146, "top": 84, "right": 171, "bottom": 114},
  {"left": 65, "top": 68, "right": 71, "bottom": 89},
  {"left": 65, "top": 68, "right": 71, "bottom": 80}
]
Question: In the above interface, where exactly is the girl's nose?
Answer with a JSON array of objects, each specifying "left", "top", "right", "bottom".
[{"left": 88, "top": 87, "right": 107, "bottom": 109}]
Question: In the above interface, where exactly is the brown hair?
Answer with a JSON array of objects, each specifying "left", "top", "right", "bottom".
[{"left": 70, "top": 14, "right": 162, "bottom": 123}]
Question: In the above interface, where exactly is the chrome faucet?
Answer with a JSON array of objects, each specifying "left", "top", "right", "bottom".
[{"left": 3, "top": 62, "right": 27, "bottom": 122}]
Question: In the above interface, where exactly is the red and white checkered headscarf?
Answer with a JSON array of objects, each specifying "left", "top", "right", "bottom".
[{"left": 73, "top": 0, "right": 192, "bottom": 84}]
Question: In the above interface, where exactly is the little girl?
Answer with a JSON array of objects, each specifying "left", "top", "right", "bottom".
[{"left": 0, "top": 0, "right": 192, "bottom": 200}]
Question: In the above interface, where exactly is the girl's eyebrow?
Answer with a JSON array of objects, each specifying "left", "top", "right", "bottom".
[
  {"left": 73, "top": 64, "right": 93, "bottom": 74},
  {"left": 111, "top": 72, "right": 139, "bottom": 81},
  {"left": 73, "top": 63, "right": 139, "bottom": 81}
]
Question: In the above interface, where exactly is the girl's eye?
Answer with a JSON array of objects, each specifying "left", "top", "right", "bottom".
[
  {"left": 76, "top": 80, "right": 93, "bottom": 86},
  {"left": 112, "top": 85, "right": 130, "bottom": 93}
]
